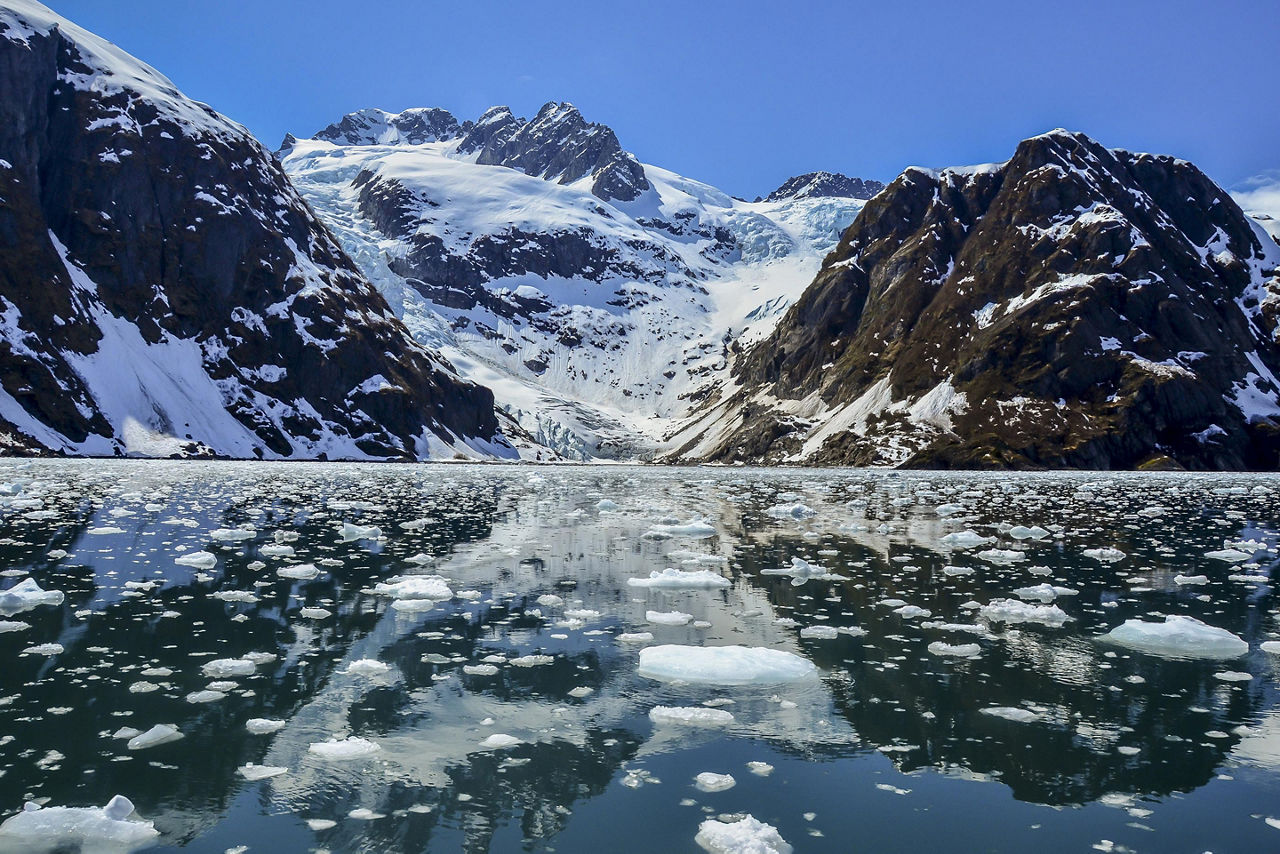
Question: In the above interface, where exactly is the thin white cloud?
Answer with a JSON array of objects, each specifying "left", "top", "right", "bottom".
[{"left": 1231, "top": 170, "right": 1280, "bottom": 215}]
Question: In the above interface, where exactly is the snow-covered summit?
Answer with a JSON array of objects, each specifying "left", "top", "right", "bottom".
[{"left": 763, "top": 171, "right": 885, "bottom": 203}]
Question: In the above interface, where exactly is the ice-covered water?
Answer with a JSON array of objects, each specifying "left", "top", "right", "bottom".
[{"left": 0, "top": 461, "right": 1279, "bottom": 852}]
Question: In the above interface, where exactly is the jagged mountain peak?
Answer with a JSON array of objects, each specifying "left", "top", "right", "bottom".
[
  {"left": 763, "top": 171, "right": 886, "bottom": 203},
  {"left": 313, "top": 106, "right": 461, "bottom": 147}
]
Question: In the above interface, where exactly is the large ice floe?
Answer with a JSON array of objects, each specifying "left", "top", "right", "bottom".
[
  {"left": 0, "top": 578, "right": 63, "bottom": 616},
  {"left": 1101, "top": 615, "right": 1249, "bottom": 659},
  {"left": 0, "top": 795, "right": 158, "bottom": 853},
  {"left": 638, "top": 645, "right": 817, "bottom": 685},
  {"left": 695, "top": 815, "right": 793, "bottom": 854}
]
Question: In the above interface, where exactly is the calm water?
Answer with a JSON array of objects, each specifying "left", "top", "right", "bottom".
[{"left": 0, "top": 461, "right": 1279, "bottom": 853}]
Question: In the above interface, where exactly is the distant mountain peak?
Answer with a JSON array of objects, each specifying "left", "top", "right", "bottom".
[
  {"left": 763, "top": 171, "right": 885, "bottom": 203},
  {"left": 313, "top": 107, "right": 461, "bottom": 146}
]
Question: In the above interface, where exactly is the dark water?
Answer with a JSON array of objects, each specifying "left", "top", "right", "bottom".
[{"left": 0, "top": 461, "right": 1278, "bottom": 853}]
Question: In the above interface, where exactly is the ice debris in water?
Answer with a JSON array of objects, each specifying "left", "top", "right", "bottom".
[
  {"left": 1102, "top": 616, "right": 1248, "bottom": 659},
  {"left": 245, "top": 718, "right": 285, "bottom": 735},
  {"left": 617, "top": 632, "right": 655, "bottom": 643},
  {"left": 1084, "top": 547, "right": 1126, "bottom": 562},
  {"left": 1008, "top": 525, "right": 1051, "bottom": 540},
  {"left": 174, "top": 550, "right": 217, "bottom": 569},
  {"left": 277, "top": 563, "right": 320, "bottom": 580},
  {"left": 647, "top": 609, "right": 693, "bottom": 626},
  {"left": 639, "top": 645, "right": 817, "bottom": 685},
  {"left": 308, "top": 736, "right": 381, "bottom": 759},
  {"left": 127, "top": 724, "right": 182, "bottom": 750},
  {"left": 0, "top": 795, "right": 157, "bottom": 848},
  {"left": 746, "top": 761, "right": 774, "bottom": 776},
  {"left": 694, "top": 772, "right": 737, "bottom": 792},
  {"left": 940, "top": 531, "right": 993, "bottom": 548},
  {"left": 765, "top": 503, "right": 817, "bottom": 519},
  {"left": 340, "top": 523, "right": 382, "bottom": 541},
  {"left": 343, "top": 659, "right": 390, "bottom": 677},
  {"left": 760, "top": 557, "right": 843, "bottom": 584},
  {"left": 981, "top": 707, "right": 1042, "bottom": 723},
  {"left": 478, "top": 733, "right": 522, "bottom": 749},
  {"left": 373, "top": 575, "right": 453, "bottom": 600},
  {"left": 628, "top": 568, "right": 730, "bottom": 589},
  {"left": 649, "top": 706, "right": 735, "bottom": 726},
  {"left": 237, "top": 764, "right": 288, "bottom": 781},
  {"left": 928, "top": 641, "right": 982, "bottom": 658},
  {"left": 979, "top": 598, "right": 1071, "bottom": 627},
  {"left": 695, "top": 815, "right": 793, "bottom": 854},
  {"left": 646, "top": 519, "right": 716, "bottom": 539},
  {"left": 201, "top": 658, "right": 257, "bottom": 679},
  {"left": 510, "top": 654, "right": 554, "bottom": 667},
  {"left": 0, "top": 578, "right": 64, "bottom": 615}
]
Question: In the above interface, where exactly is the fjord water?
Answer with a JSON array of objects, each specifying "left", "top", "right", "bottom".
[{"left": 1, "top": 462, "right": 1279, "bottom": 853}]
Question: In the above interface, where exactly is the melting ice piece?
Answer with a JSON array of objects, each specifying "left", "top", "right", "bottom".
[
  {"left": 277, "top": 564, "right": 320, "bottom": 580},
  {"left": 638, "top": 645, "right": 817, "bottom": 685},
  {"left": 694, "top": 772, "right": 736, "bottom": 792},
  {"left": 695, "top": 815, "right": 792, "bottom": 854},
  {"left": 0, "top": 578, "right": 64, "bottom": 616},
  {"left": 478, "top": 733, "right": 521, "bottom": 749},
  {"left": 510, "top": 654, "right": 554, "bottom": 667},
  {"left": 299, "top": 607, "right": 332, "bottom": 619},
  {"left": 617, "top": 632, "right": 655, "bottom": 644},
  {"left": 341, "top": 523, "right": 382, "bottom": 542},
  {"left": 1205, "top": 549, "right": 1252, "bottom": 562},
  {"left": 928, "top": 641, "right": 981, "bottom": 658},
  {"left": 1084, "top": 547, "right": 1126, "bottom": 562},
  {"left": 210, "top": 528, "right": 256, "bottom": 542},
  {"left": 0, "top": 795, "right": 157, "bottom": 849},
  {"left": 940, "top": 531, "right": 993, "bottom": 549},
  {"left": 237, "top": 764, "right": 288, "bottom": 781},
  {"left": 127, "top": 724, "right": 182, "bottom": 750},
  {"left": 245, "top": 718, "right": 285, "bottom": 735},
  {"left": 649, "top": 706, "right": 735, "bottom": 726},
  {"left": 647, "top": 610, "right": 693, "bottom": 626},
  {"left": 1008, "top": 525, "right": 1051, "bottom": 540},
  {"left": 799, "top": 625, "right": 839, "bottom": 640},
  {"left": 980, "top": 706, "right": 1041, "bottom": 723},
  {"left": 979, "top": 599, "right": 1071, "bottom": 628},
  {"left": 175, "top": 551, "right": 217, "bottom": 569},
  {"left": 976, "top": 549, "right": 1025, "bottom": 564},
  {"left": 766, "top": 503, "right": 817, "bottom": 520},
  {"left": 1102, "top": 615, "right": 1247, "bottom": 659},
  {"left": 373, "top": 575, "right": 453, "bottom": 600},
  {"left": 343, "top": 659, "right": 390, "bottom": 677},
  {"left": 596, "top": 499, "right": 620, "bottom": 511},
  {"left": 308, "top": 736, "right": 380, "bottom": 759},
  {"left": 628, "top": 569, "right": 730, "bottom": 589},
  {"left": 646, "top": 519, "right": 716, "bottom": 539},
  {"left": 201, "top": 658, "right": 257, "bottom": 679}
]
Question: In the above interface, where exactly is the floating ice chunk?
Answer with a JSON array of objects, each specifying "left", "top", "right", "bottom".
[
  {"left": 0, "top": 795, "right": 158, "bottom": 848},
  {"left": 238, "top": 763, "right": 288, "bottom": 781},
  {"left": 596, "top": 499, "right": 619, "bottom": 511},
  {"left": 695, "top": 815, "right": 792, "bottom": 854},
  {"left": 1214, "top": 670, "right": 1252, "bottom": 682},
  {"left": 980, "top": 706, "right": 1041, "bottom": 723},
  {"left": 647, "top": 610, "right": 693, "bottom": 626},
  {"left": 212, "top": 590, "right": 257, "bottom": 603},
  {"left": 568, "top": 686, "right": 594, "bottom": 698},
  {"left": 87, "top": 526, "right": 126, "bottom": 535},
  {"left": 463, "top": 664, "right": 500, "bottom": 676},
  {"left": 628, "top": 569, "right": 730, "bottom": 589},
  {"left": 649, "top": 706, "right": 735, "bottom": 726},
  {"left": 348, "top": 808, "right": 385, "bottom": 820},
  {"left": 277, "top": 564, "right": 320, "bottom": 580},
  {"left": 638, "top": 645, "right": 817, "bottom": 685},
  {"left": 1205, "top": 549, "right": 1252, "bottom": 562},
  {"left": 389, "top": 598, "right": 439, "bottom": 612},
  {"left": 760, "top": 557, "right": 842, "bottom": 584},
  {"left": 746, "top": 761, "right": 774, "bottom": 776},
  {"left": 299, "top": 607, "right": 332, "bottom": 619},
  {"left": 940, "top": 531, "right": 993, "bottom": 548},
  {"left": 694, "top": 772, "right": 736, "bottom": 792},
  {"left": 1174, "top": 574, "right": 1210, "bottom": 586},
  {"left": 373, "top": 575, "right": 453, "bottom": 600},
  {"left": 202, "top": 658, "right": 257, "bottom": 679},
  {"left": 799, "top": 625, "right": 839, "bottom": 640},
  {"left": 928, "top": 641, "right": 981, "bottom": 658},
  {"left": 185, "top": 690, "right": 225, "bottom": 704},
  {"left": 210, "top": 528, "right": 256, "bottom": 543},
  {"left": 341, "top": 523, "right": 382, "bottom": 542},
  {"left": 0, "top": 578, "right": 64, "bottom": 615},
  {"left": 1013, "top": 584, "right": 1077, "bottom": 602},
  {"left": 308, "top": 737, "right": 380, "bottom": 759},
  {"left": 942, "top": 565, "right": 974, "bottom": 576},
  {"left": 617, "top": 632, "right": 655, "bottom": 644},
  {"left": 21, "top": 642, "right": 63, "bottom": 656},
  {"left": 0, "top": 620, "right": 29, "bottom": 632},
  {"left": 306, "top": 819, "right": 337, "bottom": 831},
  {"left": 1102, "top": 616, "right": 1247, "bottom": 659},
  {"left": 766, "top": 503, "right": 817, "bottom": 519},
  {"left": 478, "top": 733, "right": 521, "bottom": 749},
  {"left": 646, "top": 519, "right": 716, "bottom": 539},
  {"left": 1008, "top": 525, "right": 1050, "bottom": 540},
  {"left": 1084, "top": 547, "right": 1126, "bottom": 562},
  {"left": 935, "top": 503, "right": 965, "bottom": 516},
  {"left": 127, "top": 724, "right": 182, "bottom": 750},
  {"left": 893, "top": 605, "right": 932, "bottom": 619},
  {"left": 245, "top": 718, "right": 285, "bottom": 735},
  {"left": 536, "top": 594, "right": 564, "bottom": 608},
  {"left": 259, "top": 544, "right": 295, "bottom": 558},
  {"left": 976, "top": 549, "right": 1025, "bottom": 563},
  {"left": 175, "top": 551, "right": 217, "bottom": 569},
  {"left": 510, "top": 654, "right": 554, "bottom": 667},
  {"left": 1261, "top": 641, "right": 1280, "bottom": 655},
  {"left": 344, "top": 659, "right": 390, "bottom": 677},
  {"left": 980, "top": 598, "right": 1071, "bottom": 627}
]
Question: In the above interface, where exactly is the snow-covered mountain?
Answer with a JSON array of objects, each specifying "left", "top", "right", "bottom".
[
  {"left": 282, "top": 103, "right": 881, "bottom": 458},
  {"left": 667, "top": 130, "right": 1280, "bottom": 470},
  {"left": 0, "top": 0, "right": 519, "bottom": 460}
]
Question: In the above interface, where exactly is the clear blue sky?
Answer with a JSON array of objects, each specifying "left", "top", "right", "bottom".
[{"left": 50, "top": 0, "right": 1279, "bottom": 197}]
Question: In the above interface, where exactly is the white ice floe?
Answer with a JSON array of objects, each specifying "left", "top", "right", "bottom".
[
  {"left": 647, "top": 609, "right": 694, "bottom": 626},
  {"left": 340, "top": 523, "right": 383, "bottom": 541},
  {"left": 510, "top": 654, "right": 554, "bottom": 667},
  {"left": 0, "top": 620, "right": 28, "bottom": 633},
  {"left": 1084, "top": 547, "right": 1126, "bottom": 562},
  {"left": 1102, "top": 616, "right": 1247, "bottom": 659},
  {"left": 126, "top": 724, "right": 182, "bottom": 750},
  {"left": 928, "top": 641, "right": 981, "bottom": 658},
  {"left": 201, "top": 658, "right": 257, "bottom": 679},
  {"left": 0, "top": 578, "right": 64, "bottom": 615},
  {"left": 372, "top": 575, "right": 453, "bottom": 600},
  {"left": 344, "top": 659, "right": 390, "bottom": 677},
  {"left": 1008, "top": 525, "right": 1050, "bottom": 540},
  {"left": 1174, "top": 574, "right": 1210, "bottom": 586},
  {"left": 940, "top": 531, "right": 993, "bottom": 549},
  {"left": 746, "top": 761, "right": 774, "bottom": 776},
  {"left": 976, "top": 548, "right": 1025, "bottom": 563},
  {"left": 174, "top": 550, "right": 217, "bottom": 569},
  {"left": 237, "top": 763, "right": 288, "bottom": 781},
  {"left": 1205, "top": 549, "right": 1253, "bottom": 562},
  {"left": 759, "top": 557, "right": 843, "bottom": 584},
  {"left": 695, "top": 815, "right": 793, "bottom": 854},
  {"left": 1261, "top": 641, "right": 1280, "bottom": 655},
  {"left": 308, "top": 736, "right": 381, "bottom": 759},
  {"left": 980, "top": 707, "right": 1041, "bottom": 723},
  {"left": 299, "top": 607, "right": 332, "bottom": 619},
  {"left": 209, "top": 528, "right": 256, "bottom": 543},
  {"left": 646, "top": 519, "right": 716, "bottom": 538},
  {"left": 463, "top": 664, "right": 500, "bottom": 676},
  {"left": 648, "top": 706, "right": 735, "bottom": 726},
  {"left": 617, "top": 631, "right": 655, "bottom": 643},
  {"left": 21, "top": 642, "right": 62, "bottom": 656},
  {"left": 185, "top": 690, "right": 226, "bottom": 704},
  {"left": 628, "top": 568, "right": 730, "bottom": 589},
  {"left": 1013, "top": 584, "right": 1078, "bottom": 602},
  {"left": 245, "top": 718, "right": 285, "bottom": 735},
  {"left": 277, "top": 564, "right": 320, "bottom": 580},
  {"left": 0, "top": 795, "right": 157, "bottom": 849},
  {"left": 799, "top": 625, "right": 839, "bottom": 640},
  {"left": 478, "top": 733, "right": 522, "bottom": 749},
  {"left": 766, "top": 503, "right": 817, "bottom": 520},
  {"left": 979, "top": 598, "right": 1071, "bottom": 627},
  {"left": 638, "top": 645, "right": 817, "bottom": 685},
  {"left": 694, "top": 771, "right": 737, "bottom": 792}
]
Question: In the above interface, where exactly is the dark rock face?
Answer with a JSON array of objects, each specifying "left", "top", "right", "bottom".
[
  {"left": 763, "top": 171, "right": 885, "bottom": 202},
  {"left": 0, "top": 2, "right": 503, "bottom": 458},
  {"left": 458, "top": 102, "right": 649, "bottom": 202},
  {"left": 674, "top": 131, "right": 1280, "bottom": 470},
  {"left": 314, "top": 107, "right": 461, "bottom": 147}
]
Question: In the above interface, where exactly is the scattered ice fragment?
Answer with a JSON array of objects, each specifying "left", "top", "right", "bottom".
[
  {"left": 628, "top": 569, "right": 729, "bottom": 589},
  {"left": 277, "top": 564, "right": 320, "bottom": 580},
  {"left": 344, "top": 659, "right": 390, "bottom": 677},
  {"left": 979, "top": 599, "right": 1071, "bottom": 627},
  {"left": 976, "top": 549, "right": 1025, "bottom": 563},
  {"left": 463, "top": 664, "right": 500, "bottom": 676},
  {"left": 245, "top": 718, "right": 285, "bottom": 735},
  {"left": 185, "top": 690, "right": 226, "bottom": 704},
  {"left": 347, "top": 808, "right": 385, "bottom": 820},
  {"left": 1174, "top": 574, "right": 1209, "bottom": 586},
  {"left": 568, "top": 686, "right": 594, "bottom": 698},
  {"left": 799, "top": 625, "right": 839, "bottom": 640},
  {"left": 596, "top": 499, "right": 619, "bottom": 511},
  {"left": 127, "top": 724, "right": 183, "bottom": 750},
  {"left": 646, "top": 519, "right": 716, "bottom": 538},
  {"left": 0, "top": 578, "right": 64, "bottom": 615},
  {"left": 694, "top": 772, "right": 736, "bottom": 792},
  {"left": 981, "top": 707, "right": 1042, "bottom": 723},
  {"left": 238, "top": 763, "right": 288, "bottom": 781},
  {"left": 876, "top": 783, "right": 912, "bottom": 795},
  {"left": 308, "top": 737, "right": 380, "bottom": 759},
  {"left": 1102, "top": 616, "right": 1247, "bottom": 659},
  {"left": 478, "top": 733, "right": 522, "bottom": 749},
  {"left": 928, "top": 641, "right": 981, "bottom": 658},
  {"left": 1008, "top": 525, "right": 1050, "bottom": 540},
  {"left": 649, "top": 706, "right": 735, "bottom": 726},
  {"left": 1084, "top": 547, "right": 1126, "bottom": 562},
  {"left": 202, "top": 659, "right": 256, "bottom": 679},
  {"left": 209, "top": 528, "right": 256, "bottom": 543},
  {"left": 1260, "top": 641, "right": 1280, "bottom": 655},
  {"left": 510, "top": 654, "right": 554, "bottom": 667},
  {"left": 1214, "top": 671, "right": 1253, "bottom": 682},
  {"left": 175, "top": 551, "right": 217, "bottom": 569},
  {"left": 340, "top": 523, "right": 382, "bottom": 541},
  {"left": 1205, "top": 549, "right": 1252, "bottom": 562},
  {"left": 0, "top": 795, "right": 158, "bottom": 848},
  {"left": 695, "top": 815, "right": 792, "bottom": 854},
  {"left": 766, "top": 503, "right": 817, "bottom": 519},
  {"left": 746, "top": 761, "right": 774, "bottom": 777},
  {"left": 299, "top": 607, "right": 332, "bottom": 619},
  {"left": 0, "top": 620, "right": 29, "bottom": 633},
  {"left": 306, "top": 818, "right": 337, "bottom": 831},
  {"left": 940, "top": 531, "right": 993, "bottom": 548},
  {"left": 617, "top": 632, "right": 655, "bottom": 643},
  {"left": 647, "top": 610, "right": 693, "bottom": 626},
  {"left": 373, "top": 575, "right": 453, "bottom": 600},
  {"left": 536, "top": 594, "right": 564, "bottom": 608},
  {"left": 638, "top": 645, "right": 817, "bottom": 685},
  {"left": 21, "top": 642, "right": 63, "bottom": 656}
]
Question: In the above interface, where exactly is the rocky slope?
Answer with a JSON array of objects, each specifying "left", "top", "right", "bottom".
[
  {"left": 283, "top": 106, "right": 882, "bottom": 458},
  {"left": 668, "top": 130, "right": 1280, "bottom": 470},
  {"left": 762, "top": 171, "right": 884, "bottom": 203},
  {"left": 0, "top": 0, "right": 514, "bottom": 459}
]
